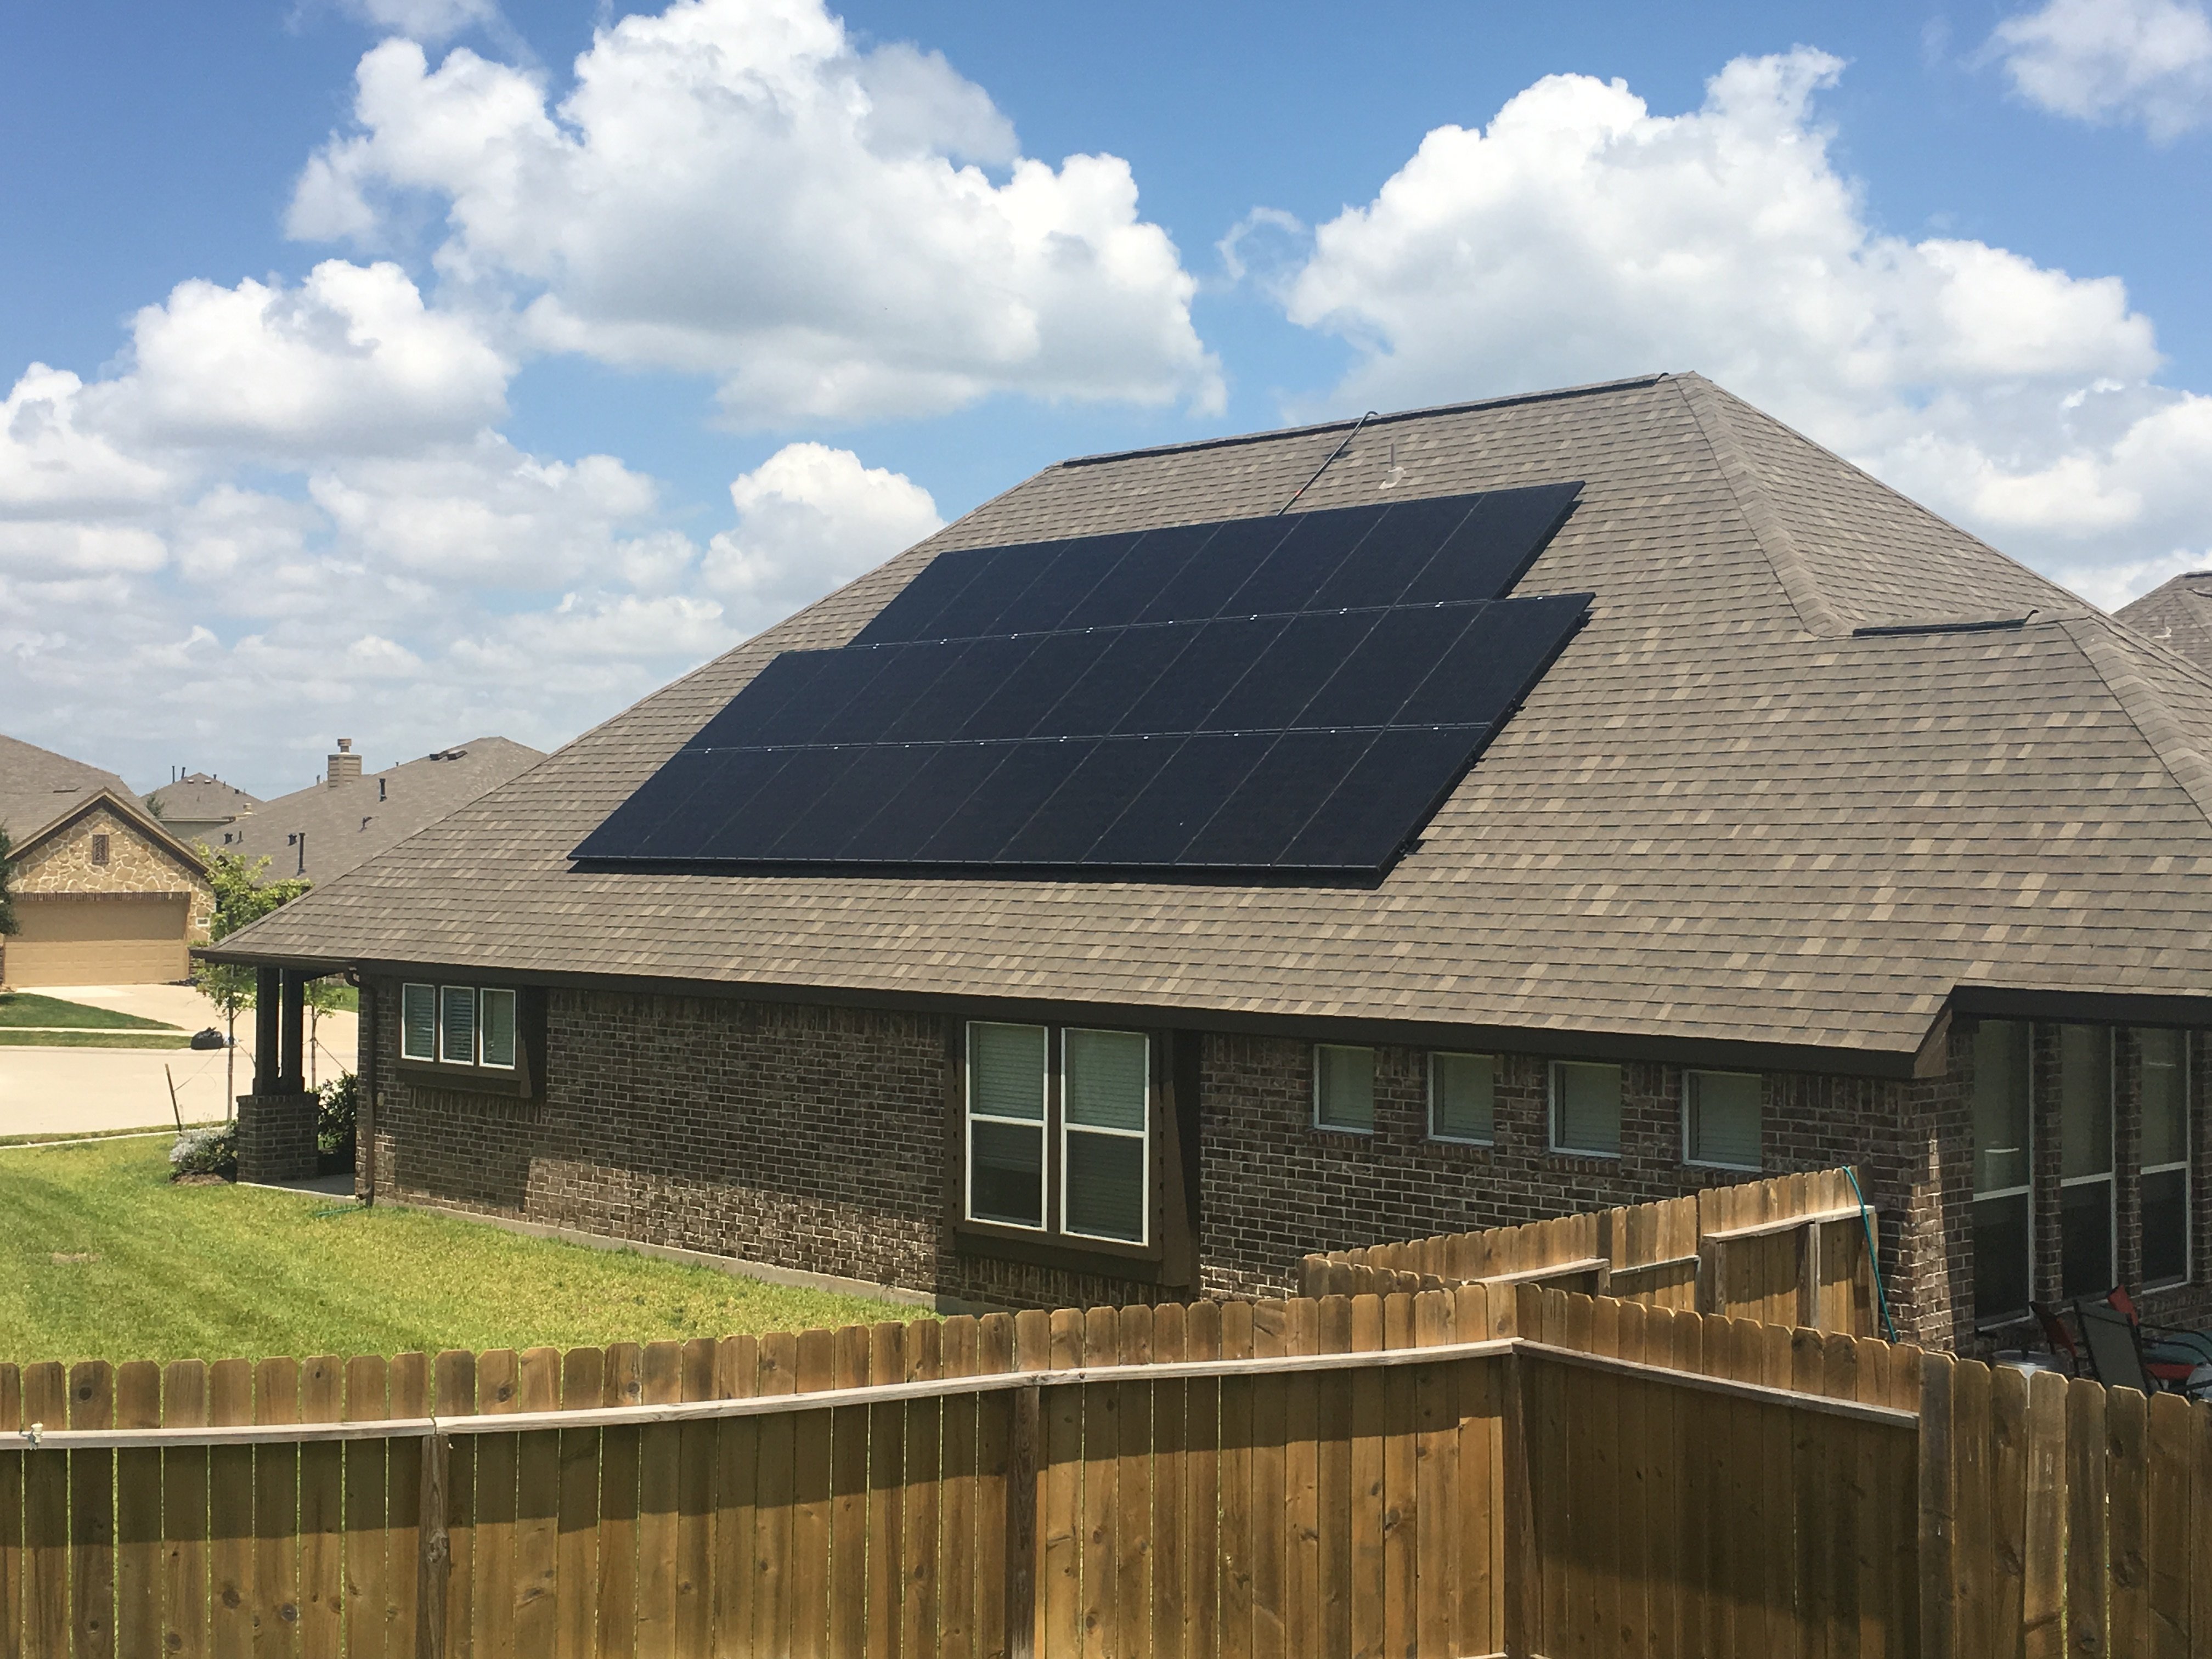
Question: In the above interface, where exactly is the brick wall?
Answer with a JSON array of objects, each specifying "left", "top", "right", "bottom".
[{"left": 357, "top": 979, "right": 2200, "bottom": 1351}]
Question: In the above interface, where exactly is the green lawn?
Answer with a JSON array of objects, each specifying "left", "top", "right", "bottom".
[
  {"left": 1, "top": 1137, "right": 928, "bottom": 1367},
  {"left": 0, "top": 1029, "right": 193, "bottom": 1049},
  {"left": 0, "top": 991, "right": 178, "bottom": 1030}
]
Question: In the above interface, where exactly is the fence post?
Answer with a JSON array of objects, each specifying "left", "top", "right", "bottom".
[
  {"left": 416, "top": 1432, "right": 450, "bottom": 1659},
  {"left": 1005, "top": 1384, "right": 1041, "bottom": 1659},
  {"left": 1919, "top": 1356, "right": 1956, "bottom": 1659},
  {"left": 1797, "top": 1221, "right": 1822, "bottom": 1330}
]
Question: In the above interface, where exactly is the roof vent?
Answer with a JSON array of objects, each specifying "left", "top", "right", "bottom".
[{"left": 1852, "top": 615, "right": 2034, "bottom": 638}]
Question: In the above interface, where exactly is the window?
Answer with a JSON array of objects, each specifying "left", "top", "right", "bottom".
[
  {"left": 438, "top": 986, "right": 478, "bottom": 1065},
  {"left": 1550, "top": 1062, "right": 1622, "bottom": 1156},
  {"left": 401, "top": 983, "right": 437, "bottom": 1062},
  {"left": 89, "top": 833, "right": 110, "bottom": 866},
  {"left": 1972, "top": 1020, "right": 2032, "bottom": 1324},
  {"left": 1684, "top": 1070, "right": 1762, "bottom": 1170},
  {"left": 479, "top": 989, "right": 518, "bottom": 1070},
  {"left": 1430, "top": 1053, "right": 1494, "bottom": 1143},
  {"left": 963, "top": 1022, "right": 1150, "bottom": 1248},
  {"left": 1314, "top": 1045, "right": 1375, "bottom": 1133},
  {"left": 2140, "top": 1028, "right": 2190, "bottom": 1288},
  {"left": 2059, "top": 1024, "right": 2114, "bottom": 1299}
]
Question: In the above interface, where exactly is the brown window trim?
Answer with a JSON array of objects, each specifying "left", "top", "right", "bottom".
[{"left": 945, "top": 1023, "right": 1199, "bottom": 1289}]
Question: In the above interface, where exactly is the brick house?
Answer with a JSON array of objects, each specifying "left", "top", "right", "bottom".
[
  {"left": 208, "top": 374, "right": 2212, "bottom": 1355},
  {"left": 1, "top": 735, "right": 216, "bottom": 986}
]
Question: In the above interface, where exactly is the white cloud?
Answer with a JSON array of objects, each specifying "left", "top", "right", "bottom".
[
  {"left": 703, "top": 441, "right": 943, "bottom": 624},
  {"left": 338, "top": 0, "right": 504, "bottom": 42},
  {"left": 1989, "top": 0, "right": 2212, "bottom": 139},
  {"left": 1272, "top": 49, "right": 2212, "bottom": 604},
  {"left": 0, "top": 365, "right": 177, "bottom": 518},
  {"left": 288, "top": 0, "right": 1221, "bottom": 424}
]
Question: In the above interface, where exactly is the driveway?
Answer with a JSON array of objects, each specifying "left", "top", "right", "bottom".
[{"left": 0, "top": 983, "right": 360, "bottom": 1137}]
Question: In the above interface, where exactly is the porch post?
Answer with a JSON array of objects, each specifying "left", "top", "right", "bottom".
[
  {"left": 279, "top": 969, "right": 306, "bottom": 1094},
  {"left": 253, "top": 966, "right": 281, "bottom": 1094}
]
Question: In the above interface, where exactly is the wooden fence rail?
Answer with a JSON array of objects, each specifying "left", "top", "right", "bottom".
[
  {"left": 3, "top": 1280, "right": 2209, "bottom": 1657},
  {"left": 1302, "top": 1167, "right": 1878, "bottom": 1336}
]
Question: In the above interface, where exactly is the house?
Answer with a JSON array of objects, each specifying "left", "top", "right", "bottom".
[
  {"left": 210, "top": 736, "right": 543, "bottom": 884},
  {"left": 144, "top": 771, "right": 262, "bottom": 843},
  {"left": 0, "top": 735, "right": 215, "bottom": 986},
  {"left": 206, "top": 373, "right": 2212, "bottom": 1355},
  {"left": 2115, "top": 570, "right": 2212, "bottom": 673}
]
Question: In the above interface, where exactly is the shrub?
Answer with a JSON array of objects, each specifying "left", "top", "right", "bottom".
[
  {"left": 170, "top": 1124, "right": 237, "bottom": 1180},
  {"left": 318, "top": 1070, "right": 359, "bottom": 1171}
]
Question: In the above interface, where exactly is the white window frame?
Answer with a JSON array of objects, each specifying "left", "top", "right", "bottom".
[
  {"left": 1972, "top": 1020, "right": 2035, "bottom": 1328},
  {"left": 400, "top": 981, "right": 437, "bottom": 1062},
  {"left": 1312, "top": 1043, "right": 1376, "bottom": 1135},
  {"left": 437, "top": 985, "right": 478, "bottom": 1065},
  {"left": 478, "top": 988, "right": 519, "bottom": 1071},
  {"left": 2058, "top": 1025, "right": 2117, "bottom": 1299},
  {"left": 1548, "top": 1060, "right": 1622, "bottom": 1158},
  {"left": 1059, "top": 1027, "right": 1150, "bottom": 1248},
  {"left": 964, "top": 1021, "right": 1051, "bottom": 1234},
  {"left": 1681, "top": 1069, "right": 1763, "bottom": 1172},
  {"left": 1427, "top": 1051, "right": 1495, "bottom": 1146},
  {"left": 2139, "top": 1030, "right": 2191, "bottom": 1289}
]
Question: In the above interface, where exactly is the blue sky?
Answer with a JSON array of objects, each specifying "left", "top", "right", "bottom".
[{"left": 4, "top": 0, "right": 2209, "bottom": 794}]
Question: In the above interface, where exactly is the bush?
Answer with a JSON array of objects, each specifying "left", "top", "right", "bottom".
[
  {"left": 170, "top": 1124, "right": 237, "bottom": 1180},
  {"left": 318, "top": 1070, "right": 358, "bottom": 1172}
]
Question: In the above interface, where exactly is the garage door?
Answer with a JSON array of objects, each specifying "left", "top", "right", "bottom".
[{"left": 3, "top": 895, "right": 190, "bottom": 986}]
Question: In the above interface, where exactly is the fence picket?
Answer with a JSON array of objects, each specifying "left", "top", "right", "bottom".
[
  {"left": 868, "top": 1322, "right": 907, "bottom": 1659},
  {"left": 1118, "top": 1305, "right": 1157, "bottom": 1659},
  {"left": 297, "top": 1357, "right": 343, "bottom": 1659},
  {"left": 1041, "top": 1311, "right": 1084, "bottom": 1659},
  {"left": 434, "top": 1350, "right": 478, "bottom": 1659},
  {"left": 831, "top": 1327, "right": 871, "bottom": 1659},
  {"left": 2145, "top": 1391, "right": 2191, "bottom": 1659},
  {"left": 253, "top": 1357, "right": 301, "bottom": 1659},
  {"left": 472, "top": 1350, "right": 521, "bottom": 1659},
  {"left": 977, "top": 1310, "right": 1019, "bottom": 1659},
  {"left": 65, "top": 1361, "right": 115, "bottom": 1659},
  {"left": 678, "top": 1337, "right": 716, "bottom": 1659},
  {"left": 933, "top": 1319, "right": 975, "bottom": 1659},
  {"left": 2019, "top": 1369, "right": 2066, "bottom": 1659},
  {"left": 1219, "top": 1300, "right": 1255, "bottom": 1659},
  {"left": 712, "top": 1335, "right": 761, "bottom": 1659},
  {"left": 1081, "top": 1307, "right": 1122, "bottom": 1659},
  {"left": 511, "top": 1348, "right": 562, "bottom": 1657},
  {"left": 753, "top": 1333, "right": 798, "bottom": 1659},
  {"left": 2064, "top": 1378, "right": 2107, "bottom": 1659},
  {"left": 900, "top": 1322, "right": 941, "bottom": 1659},
  {"left": 387, "top": 1353, "right": 428, "bottom": 1652},
  {"left": 1183, "top": 1302, "right": 1221, "bottom": 1659},
  {"left": 557, "top": 1348, "right": 604, "bottom": 1659},
  {"left": 2106, "top": 1384, "right": 2149, "bottom": 1659},
  {"left": 114, "top": 1361, "right": 162, "bottom": 1659}
]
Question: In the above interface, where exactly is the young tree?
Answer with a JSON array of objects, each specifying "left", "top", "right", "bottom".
[
  {"left": 0, "top": 827, "right": 17, "bottom": 989},
  {"left": 191, "top": 847, "right": 312, "bottom": 1111},
  {"left": 304, "top": 976, "right": 349, "bottom": 1088}
]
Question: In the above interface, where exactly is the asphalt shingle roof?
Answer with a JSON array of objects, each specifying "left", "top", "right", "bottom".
[
  {"left": 0, "top": 734, "right": 153, "bottom": 846},
  {"left": 2116, "top": 571, "right": 2212, "bottom": 675},
  {"left": 212, "top": 374, "right": 2212, "bottom": 1064}
]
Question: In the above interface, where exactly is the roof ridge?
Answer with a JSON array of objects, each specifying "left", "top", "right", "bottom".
[
  {"left": 1671, "top": 375, "right": 1852, "bottom": 638},
  {"left": 2064, "top": 616, "right": 2212, "bottom": 830}
]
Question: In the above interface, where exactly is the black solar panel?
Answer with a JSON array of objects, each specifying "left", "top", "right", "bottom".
[{"left": 576, "top": 483, "right": 1588, "bottom": 879}]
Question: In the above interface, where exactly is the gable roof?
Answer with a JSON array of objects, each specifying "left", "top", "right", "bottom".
[
  {"left": 211, "top": 737, "right": 544, "bottom": 885},
  {"left": 2116, "top": 572, "right": 2212, "bottom": 674},
  {"left": 0, "top": 733, "right": 207, "bottom": 873},
  {"left": 146, "top": 772, "right": 262, "bottom": 824},
  {"left": 210, "top": 374, "right": 2212, "bottom": 1070}
]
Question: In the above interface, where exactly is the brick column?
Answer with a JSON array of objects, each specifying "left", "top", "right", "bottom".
[{"left": 236, "top": 1091, "right": 319, "bottom": 1183}]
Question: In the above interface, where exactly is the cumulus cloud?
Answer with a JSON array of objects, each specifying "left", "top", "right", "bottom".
[
  {"left": 1988, "top": 0, "right": 2212, "bottom": 139},
  {"left": 287, "top": 0, "right": 1221, "bottom": 423},
  {"left": 1271, "top": 48, "right": 2211, "bottom": 603},
  {"left": 703, "top": 441, "right": 943, "bottom": 623},
  {"left": 338, "top": 0, "right": 504, "bottom": 42}
]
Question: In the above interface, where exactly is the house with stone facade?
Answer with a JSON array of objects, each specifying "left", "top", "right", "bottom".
[
  {"left": 207, "top": 373, "right": 2212, "bottom": 1355},
  {"left": 1, "top": 735, "right": 215, "bottom": 986}
]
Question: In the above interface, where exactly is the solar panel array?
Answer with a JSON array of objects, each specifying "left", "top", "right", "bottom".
[{"left": 577, "top": 483, "right": 1590, "bottom": 879}]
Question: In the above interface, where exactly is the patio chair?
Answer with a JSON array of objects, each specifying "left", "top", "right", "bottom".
[
  {"left": 2076, "top": 1299, "right": 2212, "bottom": 1400},
  {"left": 2029, "top": 1302, "right": 2082, "bottom": 1376},
  {"left": 2102, "top": 1285, "right": 2212, "bottom": 1375}
]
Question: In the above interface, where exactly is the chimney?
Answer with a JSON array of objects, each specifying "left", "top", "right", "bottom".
[{"left": 326, "top": 737, "right": 363, "bottom": 788}]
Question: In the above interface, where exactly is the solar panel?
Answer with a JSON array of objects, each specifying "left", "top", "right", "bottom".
[{"left": 577, "top": 482, "right": 1588, "bottom": 879}]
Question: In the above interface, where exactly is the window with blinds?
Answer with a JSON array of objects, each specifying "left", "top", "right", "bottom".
[
  {"left": 967, "top": 1022, "right": 1048, "bottom": 1230},
  {"left": 963, "top": 1021, "right": 1152, "bottom": 1249},
  {"left": 1430, "top": 1052, "right": 1494, "bottom": 1143},
  {"left": 2138, "top": 1028, "right": 2190, "bottom": 1288},
  {"left": 1972, "top": 1019, "right": 2032, "bottom": 1324},
  {"left": 401, "top": 983, "right": 437, "bottom": 1062},
  {"left": 1314, "top": 1045, "right": 1375, "bottom": 1133},
  {"left": 2058, "top": 1024, "right": 2114, "bottom": 1300},
  {"left": 1684, "top": 1071, "right": 1761, "bottom": 1170},
  {"left": 480, "top": 989, "right": 518, "bottom": 1070},
  {"left": 438, "top": 986, "right": 477, "bottom": 1065},
  {"left": 402, "top": 980, "right": 526, "bottom": 1080},
  {"left": 1063, "top": 1029, "right": 1148, "bottom": 1244},
  {"left": 1549, "top": 1061, "right": 1621, "bottom": 1156}
]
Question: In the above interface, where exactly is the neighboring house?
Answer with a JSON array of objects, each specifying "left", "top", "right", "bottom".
[
  {"left": 210, "top": 373, "right": 2212, "bottom": 1356},
  {"left": 2115, "top": 570, "right": 2212, "bottom": 672},
  {"left": 145, "top": 772, "right": 262, "bottom": 843},
  {"left": 211, "top": 737, "right": 543, "bottom": 884},
  {"left": 0, "top": 735, "right": 215, "bottom": 986}
]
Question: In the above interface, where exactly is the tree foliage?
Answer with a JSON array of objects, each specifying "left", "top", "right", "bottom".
[
  {"left": 0, "top": 826, "right": 16, "bottom": 938},
  {"left": 191, "top": 849, "right": 314, "bottom": 1104}
]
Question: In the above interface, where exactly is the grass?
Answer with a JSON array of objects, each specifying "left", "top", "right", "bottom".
[
  {"left": 0, "top": 1029, "right": 194, "bottom": 1049},
  {"left": 0, "top": 1137, "right": 929, "bottom": 1366},
  {"left": 0, "top": 991, "right": 178, "bottom": 1030},
  {"left": 313, "top": 981, "right": 360, "bottom": 1013}
]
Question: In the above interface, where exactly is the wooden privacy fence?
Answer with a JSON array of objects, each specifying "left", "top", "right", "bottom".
[
  {"left": 1302, "top": 1166, "right": 1878, "bottom": 1336},
  {"left": 4, "top": 1281, "right": 2211, "bottom": 1657}
]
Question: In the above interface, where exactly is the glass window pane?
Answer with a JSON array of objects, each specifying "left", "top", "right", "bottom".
[
  {"left": 1064, "top": 1130, "right": 1146, "bottom": 1243},
  {"left": 2060, "top": 1179, "right": 2114, "bottom": 1299},
  {"left": 1431, "top": 1053, "right": 1494, "bottom": 1142},
  {"left": 969, "top": 1023, "right": 1046, "bottom": 1121},
  {"left": 969, "top": 1120, "right": 1044, "bottom": 1228},
  {"left": 2059, "top": 1025, "right": 2112, "bottom": 1180},
  {"left": 479, "top": 989, "right": 517, "bottom": 1069},
  {"left": 1315, "top": 1045, "right": 1375, "bottom": 1132},
  {"left": 401, "top": 983, "right": 437, "bottom": 1062},
  {"left": 1686, "top": 1071, "right": 1762, "bottom": 1169},
  {"left": 2142, "top": 1167, "right": 2189, "bottom": 1286},
  {"left": 1973, "top": 1192, "right": 2031, "bottom": 1324},
  {"left": 1065, "top": 1029, "right": 1147, "bottom": 1131},
  {"left": 1553, "top": 1062, "right": 1621, "bottom": 1155},
  {"left": 439, "top": 986, "right": 476, "bottom": 1065},
  {"left": 2140, "top": 1028, "right": 2188, "bottom": 1169},
  {"left": 1972, "top": 1020, "right": 2031, "bottom": 1194}
]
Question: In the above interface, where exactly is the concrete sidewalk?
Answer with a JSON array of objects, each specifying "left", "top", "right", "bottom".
[{"left": 0, "top": 984, "right": 359, "bottom": 1137}]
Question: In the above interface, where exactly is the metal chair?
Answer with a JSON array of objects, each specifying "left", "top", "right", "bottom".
[
  {"left": 2074, "top": 1299, "right": 2159, "bottom": 1395},
  {"left": 2029, "top": 1301, "right": 2082, "bottom": 1376},
  {"left": 2102, "top": 1285, "right": 2212, "bottom": 1379}
]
